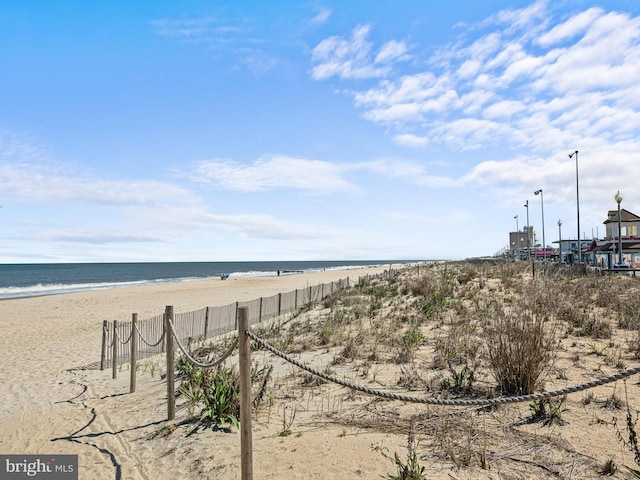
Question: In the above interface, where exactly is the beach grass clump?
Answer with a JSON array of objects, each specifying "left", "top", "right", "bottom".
[
  {"left": 528, "top": 396, "right": 568, "bottom": 426},
  {"left": 618, "top": 303, "right": 640, "bottom": 330},
  {"left": 484, "top": 306, "right": 557, "bottom": 395},
  {"left": 432, "top": 323, "right": 481, "bottom": 371},
  {"left": 394, "top": 329, "right": 424, "bottom": 364},
  {"left": 386, "top": 423, "right": 426, "bottom": 480},
  {"left": 177, "top": 357, "right": 271, "bottom": 430},
  {"left": 401, "top": 275, "right": 438, "bottom": 298},
  {"left": 420, "top": 291, "right": 447, "bottom": 319},
  {"left": 176, "top": 362, "right": 240, "bottom": 429}
]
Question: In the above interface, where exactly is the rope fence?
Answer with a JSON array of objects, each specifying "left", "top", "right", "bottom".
[
  {"left": 246, "top": 330, "right": 640, "bottom": 406},
  {"left": 100, "top": 276, "right": 356, "bottom": 373},
  {"left": 165, "top": 306, "right": 640, "bottom": 480}
]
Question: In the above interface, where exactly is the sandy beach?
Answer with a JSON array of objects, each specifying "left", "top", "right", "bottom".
[
  {"left": 3, "top": 260, "right": 640, "bottom": 479},
  {"left": 0, "top": 264, "right": 399, "bottom": 479}
]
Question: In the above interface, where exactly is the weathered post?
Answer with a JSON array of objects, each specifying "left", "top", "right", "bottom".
[
  {"left": 203, "top": 306, "right": 210, "bottom": 340},
  {"left": 277, "top": 293, "right": 282, "bottom": 317},
  {"left": 238, "top": 307, "right": 253, "bottom": 480},
  {"left": 100, "top": 320, "right": 108, "bottom": 371},
  {"left": 112, "top": 320, "right": 118, "bottom": 379},
  {"left": 165, "top": 306, "right": 175, "bottom": 421},
  {"left": 130, "top": 313, "right": 138, "bottom": 393}
]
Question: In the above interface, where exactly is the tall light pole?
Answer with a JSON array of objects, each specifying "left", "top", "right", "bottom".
[
  {"left": 616, "top": 191, "right": 623, "bottom": 265},
  {"left": 524, "top": 200, "right": 530, "bottom": 261},
  {"left": 534, "top": 189, "right": 545, "bottom": 262},
  {"left": 557, "top": 219, "right": 562, "bottom": 264},
  {"left": 569, "top": 150, "right": 580, "bottom": 262}
]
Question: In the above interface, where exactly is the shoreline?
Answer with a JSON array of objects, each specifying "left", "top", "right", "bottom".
[
  {"left": 0, "top": 260, "right": 417, "bottom": 300},
  {"left": 0, "top": 263, "right": 403, "bottom": 376}
]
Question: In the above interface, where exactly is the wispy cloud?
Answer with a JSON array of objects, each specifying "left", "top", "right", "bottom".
[
  {"left": 39, "top": 230, "right": 163, "bottom": 244},
  {"left": 310, "top": 25, "right": 410, "bottom": 80},
  {"left": 310, "top": 8, "right": 332, "bottom": 25},
  {"left": 150, "top": 15, "right": 278, "bottom": 75},
  {"left": 150, "top": 17, "right": 246, "bottom": 43},
  {"left": 191, "top": 154, "right": 459, "bottom": 193},
  {"left": 193, "top": 155, "right": 358, "bottom": 193},
  {"left": 0, "top": 161, "right": 197, "bottom": 206},
  {"left": 200, "top": 212, "right": 341, "bottom": 239}
]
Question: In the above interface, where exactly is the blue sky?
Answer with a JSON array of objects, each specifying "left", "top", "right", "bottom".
[{"left": 1, "top": 0, "right": 639, "bottom": 262}]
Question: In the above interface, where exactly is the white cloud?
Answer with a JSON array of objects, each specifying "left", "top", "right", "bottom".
[
  {"left": 310, "top": 8, "right": 332, "bottom": 25},
  {"left": 311, "top": 2, "right": 640, "bottom": 161},
  {"left": 0, "top": 162, "right": 197, "bottom": 206},
  {"left": 393, "top": 133, "right": 429, "bottom": 147},
  {"left": 375, "top": 40, "right": 410, "bottom": 64},
  {"left": 354, "top": 159, "right": 458, "bottom": 188},
  {"left": 536, "top": 7, "right": 602, "bottom": 47},
  {"left": 193, "top": 155, "right": 358, "bottom": 193},
  {"left": 201, "top": 212, "right": 340, "bottom": 239},
  {"left": 310, "top": 25, "right": 399, "bottom": 80}
]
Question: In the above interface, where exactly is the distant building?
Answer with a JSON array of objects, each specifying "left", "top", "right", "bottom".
[
  {"left": 604, "top": 208, "right": 640, "bottom": 238},
  {"left": 509, "top": 227, "right": 533, "bottom": 256},
  {"left": 582, "top": 207, "right": 640, "bottom": 267}
]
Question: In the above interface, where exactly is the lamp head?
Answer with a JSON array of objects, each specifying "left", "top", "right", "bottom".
[
  {"left": 568, "top": 150, "right": 578, "bottom": 159},
  {"left": 557, "top": 219, "right": 562, "bottom": 227},
  {"left": 615, "top": 191, "right": 623, "bottom": 205},
  {"left": 534, "top": 189, "right": 542, "bottom": 195}
]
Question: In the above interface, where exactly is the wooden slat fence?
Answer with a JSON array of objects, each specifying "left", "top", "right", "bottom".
[{"left": 101, "top": 276, "right": 358, "bottom": 370}]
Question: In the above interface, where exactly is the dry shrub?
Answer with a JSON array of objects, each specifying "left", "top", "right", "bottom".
[
  {"left": 485, "top": 307, "right": 557, "bottom": 395},
  {"left": 401, "top": 275, "right": 438, "bottom": 297}
]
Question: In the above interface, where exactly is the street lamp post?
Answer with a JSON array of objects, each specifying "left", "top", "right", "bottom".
[
  {"left": 616, "top": 191, "right": 624, "bottom": 266},
  {"left": 557, "top": 219, "right": 562, "bottom": 264},
  {"left": 569, "top": 150, "right": 580, "bottom": 262},
  {"left": 534, "top": 189, "right": 545, "bottom": 263},
  {"left": 524, "top": 200, "right": 530, "bottom": 261}
]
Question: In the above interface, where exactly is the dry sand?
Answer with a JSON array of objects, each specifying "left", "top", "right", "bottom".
[
  {"left": 2, "top": 262, "right": 640, "bottom": 480},
  {"left": 0, "top": 264, "right": 402, "bottom": 479}
]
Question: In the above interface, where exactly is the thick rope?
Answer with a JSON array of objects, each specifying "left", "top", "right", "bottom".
[
  {"left": 113, "top": 327, "right": 133, "bottom": 345},
  {"left": 247, "top": 331, "right": 640, "bottom": 406},
  {"left": 134, "top": 322, "right": 166, "bottom": 347},
  {"left": 168, "top": 318, "right": 238, "bottom": 369}
]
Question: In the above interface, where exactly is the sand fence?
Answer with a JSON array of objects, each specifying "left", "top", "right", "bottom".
[{"left": 100, "top": 277, "right": 353, "bottom": 376}]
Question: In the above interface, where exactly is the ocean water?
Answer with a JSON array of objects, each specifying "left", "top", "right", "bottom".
[{"left": 0, "top": 260, "right": 413, "bottom": 300}]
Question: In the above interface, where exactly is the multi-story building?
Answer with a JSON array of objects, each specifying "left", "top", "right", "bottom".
[
  {"left": 509, "top": 227, "right": 534, "bottom": 257},
  {"left": 583, "top": 208, "right": 640, "bottom": 267}
]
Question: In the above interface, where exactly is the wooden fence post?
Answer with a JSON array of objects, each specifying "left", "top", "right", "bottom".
[
  {"left": 130, "top": 313, "right": 137, "bottom": 393},
  {"left": 277, "top": 293, "right": 282, "bottom": 317},
  {"left": 165, "top": 306, "right": 175, "bottom": 421},
  {"left": 112, "top": 320, "right": 118, "bottom": 379},
  {"left": 100, "top": 320, "right": 108, "bottom": 370},
  {"left": 258, "top": 297, "right": 263, "bottom": 323},
  {"left": 234, "top": 302, "right": 239, "bottom": 329},
  {"left": 203, "top": 306, "right": 210, "bottom": 340},
  {"left": 238, "top": 307, "right": 253, "bottom": 480}
]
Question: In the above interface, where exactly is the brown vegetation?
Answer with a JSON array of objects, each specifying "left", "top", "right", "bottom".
[{"left": 171, "top": 260, "right": 640, "bottom": 479}]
